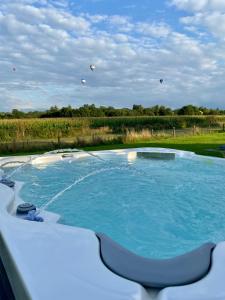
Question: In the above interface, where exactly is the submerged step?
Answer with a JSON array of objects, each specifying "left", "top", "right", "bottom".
[{"left": 137, "top": 152, "right": 175, "bottom": 160}]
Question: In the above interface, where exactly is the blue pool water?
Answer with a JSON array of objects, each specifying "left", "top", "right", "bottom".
[{"left": 11, "top": 152, "right": 225, "bottom": 259}]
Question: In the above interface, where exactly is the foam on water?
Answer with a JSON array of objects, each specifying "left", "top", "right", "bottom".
[{"left": 10, "top": 152, "right": 225, "bottom": 259}]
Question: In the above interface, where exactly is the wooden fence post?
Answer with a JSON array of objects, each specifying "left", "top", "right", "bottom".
[
  {"left": 57, "top": 130, "right": 61, "bottom": 146},
  {"left": 193, "top": 125, "right": 196, "bottom": 135},
  {"left": 172, "top": 127, "right": 176, "bottom": 137}
]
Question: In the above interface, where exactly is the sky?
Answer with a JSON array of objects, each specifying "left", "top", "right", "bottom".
[{"left": 0, "top": 0, "right": 225, "bottom": 111}]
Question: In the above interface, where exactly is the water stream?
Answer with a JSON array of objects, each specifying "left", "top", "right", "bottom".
[
  {"left": 1, "top": 148, "right": 104, "bottom": 180},
  {"left": 1, "top": 147, "right": 154, "bottom": 215},
  {"left": 41, "top": 166, "right": 127, "bottom": 211},
  {"left": 39, "top": 149, "right": 156, "bottom": 211},
  {"left": 4, "top": 157, "right": 33, "bottom": 179}
]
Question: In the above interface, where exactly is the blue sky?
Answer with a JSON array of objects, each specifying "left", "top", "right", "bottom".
[
  {"left": 72, "top": 0, "right": 184, "bottom": 27},
  {"left": 0, "top": 0, "right": 225, "bottom": 111},
  {"left": 73, "top": 0, "right": 170, "bottom": 20}
]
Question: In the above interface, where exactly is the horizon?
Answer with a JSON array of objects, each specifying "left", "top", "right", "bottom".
[
  {"left": 2, "top": 102, "right": 225, "bottom": 113},
  {"left": 2, "top": 101, "right": 225, "bottom": 113},
  {"left": 0, "top": 0, "right": 225, "bottom": 111},
  {"left": 1, "top": 103, "right": 225, "bottom": 115}
]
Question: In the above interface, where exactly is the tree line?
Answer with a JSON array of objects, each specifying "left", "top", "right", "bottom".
[{"left": 1, "top": 104, "right": 225, "bottom": 119}]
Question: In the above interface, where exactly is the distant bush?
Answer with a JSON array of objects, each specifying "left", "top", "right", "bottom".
[{"left": 90, "top": 116, "right": 223, "bottom": 133}]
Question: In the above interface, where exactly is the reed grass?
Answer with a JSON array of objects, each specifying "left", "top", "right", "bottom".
[
  {"left": 0, "top": 116, "right": 224, "bottom": 155},
  {"left": 0, "top": 115, "right": 224, "bottom": 142}
]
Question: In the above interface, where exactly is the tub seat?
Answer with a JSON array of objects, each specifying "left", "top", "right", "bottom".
[
  {"left": 97, "top": 233, "right": 215, "bottom": 288},
  {"left": 158, "top": 242, "right": 225, "bottom": 300}
]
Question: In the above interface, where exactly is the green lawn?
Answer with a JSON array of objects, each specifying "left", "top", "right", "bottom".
[
  {"left": 84, "top": 133, "right": 225, "bottom": 158},
  {"left": 1, "top": 132, "right": 225, "bottom": 158}
]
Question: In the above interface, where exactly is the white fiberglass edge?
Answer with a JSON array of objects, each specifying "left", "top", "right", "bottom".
[{"left": 0, "top": 214, "right": 150, "bottom": 300}]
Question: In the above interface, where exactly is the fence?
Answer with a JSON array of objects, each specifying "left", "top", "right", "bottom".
[
  {"left": 0, "top": 125, "right": 224, "bottom": 154},
  {"left": 151, "top": 126, "right": 223, "bottom": 137}
]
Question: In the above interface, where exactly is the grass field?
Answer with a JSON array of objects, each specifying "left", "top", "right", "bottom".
[
  {"left": 0, "top": 116, "right": 224, "bottom": 157},
  {"left": 0, "top": 115, "right": 225, "bottom": 141},
  {"left": 84, "top": 133, "right": 225, "bottom": 158},
  {"left": 1, "top": 132, "right": 224, "bottom": 158}
]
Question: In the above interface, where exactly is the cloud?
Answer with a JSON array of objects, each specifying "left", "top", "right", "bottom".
[
  {"left": 0, "top": 0, "right": 224, "bottom": 111},
  {"left": 108, "top": 15, "right": 134, "bottom": 32},
  {"left": 181, "top": 12, "right": 225, "bottom": 40},
  {"left": 171, "top": 0, "right": 225, "bottom": 12},
  {"left": 137, "top": 22, "right": 171, "bottom": 38},
  {"left": 172, "top": 0, "right": 225, "bottom": 41}
]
